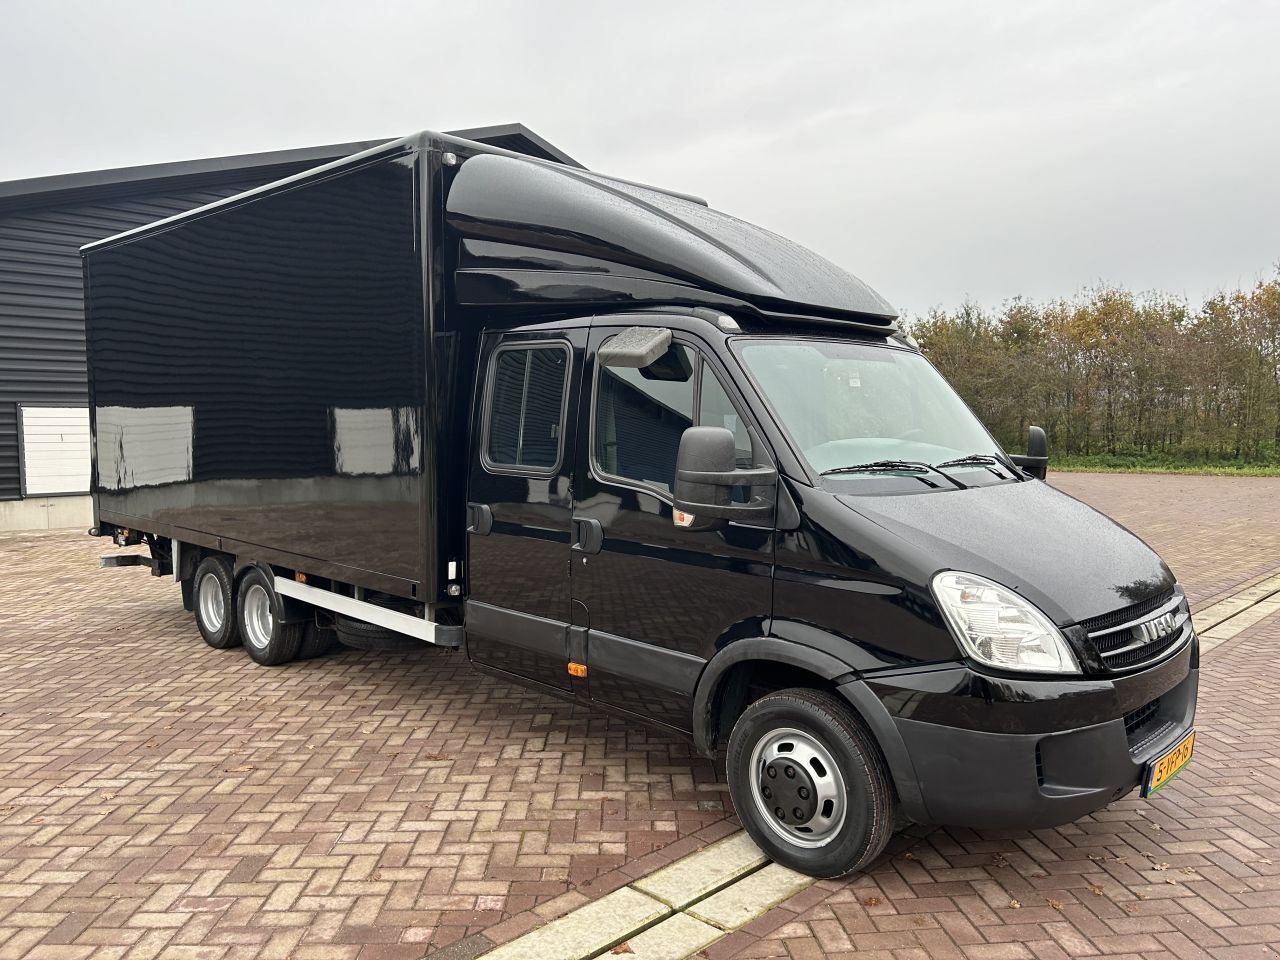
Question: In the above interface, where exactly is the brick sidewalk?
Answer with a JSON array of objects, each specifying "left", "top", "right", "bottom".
[{"left": 0, "top": 473, "right": 1278, "bottom": 959}]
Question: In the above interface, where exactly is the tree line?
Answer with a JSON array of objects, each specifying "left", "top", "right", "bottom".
[{"left": 909, "top": 273, "right": 1280, "bottom": 465}]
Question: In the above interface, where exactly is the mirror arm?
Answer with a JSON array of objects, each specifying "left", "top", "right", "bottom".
[
  {"left": 672, "top": 496, "right": 775, "bottom": 522},
  {"left": 676, "top": 466, "right": 778, "bottom": 486},
  {"left": 1009, "top": 453, "right": 1048, "bottom": 479}
]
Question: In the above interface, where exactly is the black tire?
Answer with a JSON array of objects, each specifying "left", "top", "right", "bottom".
[
  {"left": 192, "top": 555, "right": 241, "bottom": 649},
  {"left": 298, "top": 622, "right": 340, "bottom": 660},
  {"left": 333, "top": 612, "right": 419, "bottom": 651},
  {"left": 235, "top": 567, "right": 304, "bottom": 666},
  {"left": 726, "top": 687, "right": 896, "bottom": 878}
]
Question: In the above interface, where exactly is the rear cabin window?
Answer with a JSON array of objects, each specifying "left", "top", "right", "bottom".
[{"left": 486, "top": 344, "right": 569, "bottom": 473}]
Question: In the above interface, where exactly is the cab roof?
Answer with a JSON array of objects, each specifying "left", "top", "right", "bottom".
[{"left": 445, "top": 149, "right": 897, "bottom": 327}]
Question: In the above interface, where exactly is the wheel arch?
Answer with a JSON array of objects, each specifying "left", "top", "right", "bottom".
[
  {"left": 692, "top": 636, "right": 928, "bottom": 824},
  {"left": 692, "top": 637, "right": 855, "bottom": 757},
  {"left": 232, "top": 559, "right": 311, "bottom": 623}
]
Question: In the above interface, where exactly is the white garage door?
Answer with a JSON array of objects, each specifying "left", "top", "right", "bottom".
[{"left": 20, "top": 406, "right": 90, "bottom": 496}]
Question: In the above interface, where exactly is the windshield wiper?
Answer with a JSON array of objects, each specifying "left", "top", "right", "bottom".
[
  {"left": 820, "top": 460, "right": 967, "bottom": 490},
  {"left": 934, "top": 453, "right": 1015, "bottom": 479}
]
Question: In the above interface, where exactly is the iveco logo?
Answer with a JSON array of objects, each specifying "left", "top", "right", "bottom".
[{"left": 1135, "top": 611, "right": 1177, "bottom": 644}]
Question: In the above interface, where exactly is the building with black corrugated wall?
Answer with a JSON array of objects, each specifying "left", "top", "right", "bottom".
[{"left": 0, "top": 124, "right": 580, "bottom": 531}]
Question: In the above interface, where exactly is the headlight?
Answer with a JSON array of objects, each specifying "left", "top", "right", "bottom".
[{"left": 931, "top": 571, "right": 1079, "bottom": 674}]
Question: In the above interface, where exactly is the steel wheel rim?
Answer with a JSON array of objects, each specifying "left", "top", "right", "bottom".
[
  {"left": 242, "top": 584, "right": 274, "bottom": 651},
  {"left": 198, "top": 572, "right": 225, "bottom": 632},
  {"left": 748, "top": 726, "right": 847, "bottom": 848}
]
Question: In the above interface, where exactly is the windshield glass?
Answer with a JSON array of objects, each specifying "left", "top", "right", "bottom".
[{"left": 736, "top": 338, "right": 1008, "bottom": 481}]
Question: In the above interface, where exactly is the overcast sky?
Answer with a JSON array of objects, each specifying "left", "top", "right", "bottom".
[{"left": 2, "top": 0, "right": 1277, "bottom": 314}]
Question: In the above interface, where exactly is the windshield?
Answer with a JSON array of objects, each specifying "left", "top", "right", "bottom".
[{"left": 736, "top": 338, "right": 1009, "bottom": 483}]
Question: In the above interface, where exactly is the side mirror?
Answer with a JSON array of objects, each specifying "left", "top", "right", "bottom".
[
  {"left": 1009, "top": 425, "right": 1049, "bottom": 480},
  {"left": 673, "top": 426, "right": 777, "bottom": 526}
]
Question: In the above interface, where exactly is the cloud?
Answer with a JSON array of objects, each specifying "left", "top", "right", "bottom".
[{"left": 2, "top": 0, "right": 1276, "bottom": 311}]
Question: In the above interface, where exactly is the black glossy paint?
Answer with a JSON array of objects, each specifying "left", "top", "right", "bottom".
[
  {"left": 82, "top": 127, "right": 1198, "bottom": 836},
  {"left": 446, "top": 152, "right": 897, "bottom": 326},
  {"left": 835, "top": 480, "right": 1177, "bottom": 626},
  {"left": 462, "top": 314, "right": 777, "bottom": 728},
  {"left": 570, "top": 322, "right": 776, "bottom": 729},
  {"left": 465, "top": 327, "right": 587, "bottom": 689},
  {"left": 773, "top": 481, "right": 960, "bottom": 671},
  {"left": 80, "top": 130, "right": 897, "bottom": 603},
  {"left": 767, "top": 471, "right": 1178, "bottom": 681},
  {"left": 84, "top": 147, "right": 437, "bottom": 596},
  {"left": 866, "top": 636, "right": 1195, "bottom": 736}
]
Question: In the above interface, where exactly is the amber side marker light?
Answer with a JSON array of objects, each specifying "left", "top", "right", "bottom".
[
  {"left": 296, "top": 572, "right": 307, "bottom": 583},
  {"left": 567, "top": 662, "right": 588, "bottom": 678}
]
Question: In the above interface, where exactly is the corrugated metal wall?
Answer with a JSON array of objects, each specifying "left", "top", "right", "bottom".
[
  {"left": 0, "top": 402, "right": 18, "bottom": 499},
  {"left": 0, "top": 183, "right": 264, "bottom": 499}
]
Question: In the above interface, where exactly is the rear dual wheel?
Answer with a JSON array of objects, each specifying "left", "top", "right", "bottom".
[
  {"left": 192, "top": 558, "right": 306, "bottom": 666},
  {"left": 194, "top": 555, "right": 240, "bottom": 649},
  {"left": 236, "top": 568, "right": 304, "bottom": 666},
  {"left": 298, "top": 623, "right": 339, "bottom": 659}
]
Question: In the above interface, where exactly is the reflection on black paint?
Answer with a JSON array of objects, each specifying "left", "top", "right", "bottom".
[
  {"left": 85, "top": 155, "right": 430, "bottom": 585},
  {"left": 773, "top": 480, "right": 961, "bottom": 668},
  {"left": 573, "top": 329, "right": 775, "bottom": 730}
]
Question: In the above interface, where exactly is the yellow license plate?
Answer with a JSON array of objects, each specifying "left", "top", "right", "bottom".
[{"left": 1143, "top": 730, "right": 1194, "bottom": 797}]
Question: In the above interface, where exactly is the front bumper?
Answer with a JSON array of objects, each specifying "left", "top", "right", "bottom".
[{"left": 841, "top": 633, "right": 1198, "bottom": 829}]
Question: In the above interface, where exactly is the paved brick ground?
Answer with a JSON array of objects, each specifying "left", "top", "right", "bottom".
[
  {"left": 1050, "top": 473, "right": 1280, "bottom": 607},
  {"left": 0, "top": 473, "right": 1278, "bottom": 959},
  {"left": 0, "top": 535, "right": 733, "bottom": 959},
  {"left": 715, "top": 606, "right": 1280, "bottom": 960}
]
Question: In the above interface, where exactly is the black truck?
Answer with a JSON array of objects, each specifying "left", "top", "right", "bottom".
[{"left": 83, "top": 131, "right": 1198, "bottom": 877}]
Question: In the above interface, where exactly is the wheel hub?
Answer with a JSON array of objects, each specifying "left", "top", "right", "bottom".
[
  {"left": 198, "top": 572, "right": 224, "bottom": 632},
  {"left": 747, "top": 726, "right": 847, "bottom": 848},
  {"left": 243, "top": 584, "right": 273, "bottom": 651},
  {"left": 759, "top": 759, "right": 818, "bottom": 825}
]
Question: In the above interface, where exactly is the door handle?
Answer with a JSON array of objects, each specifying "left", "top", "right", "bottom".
[
  {"left": 467, "top": 502, "right": 493, "bottom": 536},
  {"left": 571, "top": 517, "right": 603, "bottom": 554}
]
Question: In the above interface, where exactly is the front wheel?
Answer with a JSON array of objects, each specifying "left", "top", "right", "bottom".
[{"left": 726, "top": 688, "right": 896, "bottom": 878}]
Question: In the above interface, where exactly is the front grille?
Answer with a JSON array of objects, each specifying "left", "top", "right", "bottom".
[
  {"left": 1123, "top": 696, "right": 1175, "bottom": 754},
  {"left": 1123, "top": 698, "right": 1160, "bottom": 738},
  {"left": 1079, "top": 588, "right": 1188, "bottom": 672},
  {"left": 1100, "top": 629, "right": 1184, "bottom": 670},
  {"left": 1079, "top": 589, "right": 1175, "bottom": 635}
]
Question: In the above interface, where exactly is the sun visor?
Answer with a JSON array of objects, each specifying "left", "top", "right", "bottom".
[{"left": 598, "top": 326, "right": 672, "bottom": 368}]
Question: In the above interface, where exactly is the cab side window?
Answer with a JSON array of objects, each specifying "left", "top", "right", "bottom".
[
  {"left": 698, "top": 364, "right": 754, "bottom": 469},
  {"left": 594, "top": 344, "right": 695, "bottom": 493},
  {"left": 485, "top": 344, "right": 569, "bottom": 474},
  {"left": 593, "top": 337, "right": 758, "bottom": 496}
]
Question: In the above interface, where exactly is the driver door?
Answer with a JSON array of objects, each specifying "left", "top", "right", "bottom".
[{"left": 569, "top": 321, "right": 776, "bottom": 732}]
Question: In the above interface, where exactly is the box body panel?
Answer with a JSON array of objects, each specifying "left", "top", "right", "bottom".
[{"left": 84, "top": 152, "right": 430, "bottom": 594}]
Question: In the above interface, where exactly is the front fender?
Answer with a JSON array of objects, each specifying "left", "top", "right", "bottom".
[
  {"left": 691, "top": 635, "right": 928, "bottom": 824},
  {"left": 691, "top": 637, "right": 855, "bottom": 756}
]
